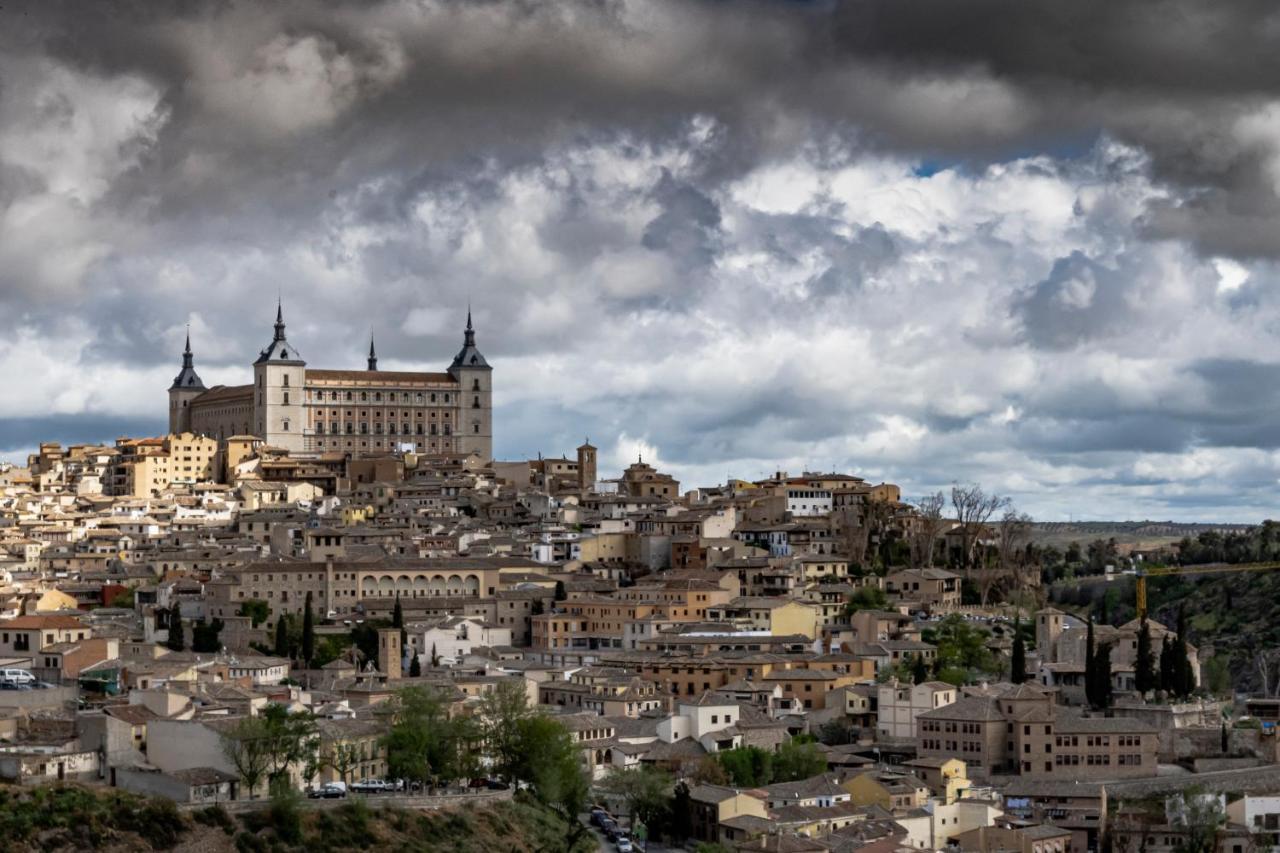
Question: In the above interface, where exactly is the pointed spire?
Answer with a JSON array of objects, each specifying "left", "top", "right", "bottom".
[
  {"left": 273, "top": 298, "right": 286, "bottom": 342},
  {"left": 464, "top": 304, "right": 476, "bottom": 347},
  {"left": 367, "top": 331, "right": 378, "bottom": 371},
  {"left": 182, "top": 325, "right": 194, "bottom": 369},
  {"left": 170, "top": 322, "right": 205, "bottom": 391}
]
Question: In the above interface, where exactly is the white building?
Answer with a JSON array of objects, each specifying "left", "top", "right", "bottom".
[{"left": 877, "top": 680, "right": 957, "bottom": 740}]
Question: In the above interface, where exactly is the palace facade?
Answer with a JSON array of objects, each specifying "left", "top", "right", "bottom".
[{"left": 167, "top": 305, "right": 492, "bottom": 460}]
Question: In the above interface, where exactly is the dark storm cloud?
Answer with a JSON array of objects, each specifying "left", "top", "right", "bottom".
[
  {"left": 1014, "top": 252, "right": 1135, "bottom": 350},
  {"left": 4, "top": 0, "right": 1280, "bottom": 520},
  {"left": 0, "top": 415, "right": 166, "bottom": 454}
]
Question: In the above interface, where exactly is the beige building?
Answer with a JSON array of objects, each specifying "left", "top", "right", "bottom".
[
  {"left": 877, "top": 679, "right": 958, "bottom": 739},
  {"left": 170, "top": 305, "right": 492, "bottom": 461}
]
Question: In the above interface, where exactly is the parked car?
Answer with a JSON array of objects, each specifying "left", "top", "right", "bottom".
[
  {"left": 351, "top": 779, "right": 398, "bottom": 794},
  {"left": 590, "top": 808, "right": 608, "bottom": 827},
  {"left": 308, "top": 782, "right": 347, "bottom": 799},
  {"left": 616, "top": 839, "right": 633, "bottom": 853}
]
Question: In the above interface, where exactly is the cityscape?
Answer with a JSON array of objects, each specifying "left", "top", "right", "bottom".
[{"left": 4, "top": 2, "right": 1280, "bottom": 853}]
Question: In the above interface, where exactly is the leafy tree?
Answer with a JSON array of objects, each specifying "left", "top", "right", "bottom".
[
  {"left": 221, "top": 716, "right": 272, "bottom": 799},
  {"left": 302, "top": 592, "right": 315, "bottom": 667},
  {"left": 512, "top": 713, "right": 589, "bottom": 852},
  {"left": 238, "top": 599, "right": 270, "bottom": 628},
  {"left": 350, "top": 619, "right": 390, "bottom": 664},
  {"left": 108, "top": 587, "right": 135, "bottom": 609},
  {"left": 531, "top": 598, "right": 545, "bottom": 616},
  {"left": 409, "top": 652, "right": 421, "bottom": 677},
  {"left": 772, "top": 738, "right": 827, "bottom": 783},
  {"left": 843, "top": 586, "right": 889, "bottom": 620},
  {"left": 716, "top": 746, "right": 774, "bottom": 787},
  {"left": 383, "top": 687, "right": 478, "bottom": 788},
  {"left": 478, "top": 679, "right": 533, "bottom": 783},
  {"left": 600, "top": 766, "right": 674, "bottom": 841},
  {"left": 1010, "top": 617, "right": 1026, "bottom": 684},
  {"left": 927, "top": 614, "right": 996, "bottom": 673},
  {"left": 259, "top": 704, "right": 319, "bottom": 791},
  {"left": 191, "top": 618, "right": 224, "bottom": 653},
  {"left": 166, "top": 615, "right": 186, "bottom": 651},
  {"left": 1135, "top": 618, "right": 1156, "bottom": 695},
  {"left": 324, "top": 742, "right": 363, "bottom": 786}
]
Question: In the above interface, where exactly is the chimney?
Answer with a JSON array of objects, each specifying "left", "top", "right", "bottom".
[{"left": 378, "top": 627, "right": 402, "bottom": 680}]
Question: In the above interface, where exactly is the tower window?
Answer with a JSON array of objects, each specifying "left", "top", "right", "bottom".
[
  {"left": 283, "top": 375, "right": 289, "bottom": 387},
  {"left": 283, "top": 392, "right": 289, "bottom": 404},
  {"left": 474, "top": 424, "right": 480, "bottom": 433},
  {"left": 473, "top": 379, "right": 480, "bottom": 391},
  {"left": 472, "top": 396, "right": 480, "bottom": 408}
]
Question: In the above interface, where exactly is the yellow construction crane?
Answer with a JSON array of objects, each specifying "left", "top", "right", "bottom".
[{"left": 1135, "top": 561, "right": 1280, "bottom": 619}]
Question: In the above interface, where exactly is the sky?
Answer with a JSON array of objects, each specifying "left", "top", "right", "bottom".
[{"left": 3, "top": 1, "right": 1280, "bottom": 522}]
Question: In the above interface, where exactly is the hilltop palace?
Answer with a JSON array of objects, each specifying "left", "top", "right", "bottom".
[{"left": 166, "top": 304, "right": 492, "bottom": 460}]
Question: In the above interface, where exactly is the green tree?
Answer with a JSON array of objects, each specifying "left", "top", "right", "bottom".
[
  {"left": 554, "top": 580, "right": 567, "bottom": 602},
  {"left": 238, "top": 599, "right": 270, "bottom": 628},
  {"left": 302, "top": 591, "right": 315, "bottom": 667},
  {"left": 716, "top": 746, "right": 773, "bottom": 787},
  {"left": 1160, "top": 634, "right": 1177, "bottom": 694},
  {"left": 927, "top": 614, "right": 996, "bottom": 673},
  {"left": 409, "top": 652, "right": 421, "bottom": 677},
  {"left": 600, "top": 766, "right": 674, "bottom": 840},
  {"left": 259, "top": 704, "right": 319, "bottom": 792},
  {"left": 383, "top": 686, "right": 477, "bottom": 788},
  {"left": 430, "top": 642, "right": 439, "bottom": 667},
  {"left": 1010, "top": 617, "right": 1026, "bottom": 684},
  {"left": 108, "top": 587, "right": 135, "bottom": 609},
  {"left": 274, "top": 615, "right": 290, "bottom": 658},
  {"left": 1090, "top": 643, "right": 1113, "bottom": 711},
  {"left": 166, "top": 614, "right": 186, "bottom": 651},
  {"left": 392, "top": 594, "right": 403, "bottom": 629},
  {"left": 221, "top": 716, "right": 272, "bottom": 799},
  {"left": 324, "top": 742, "right": 362, "bottom": 786},
  {"left": 1175, "top": 603, "right": 1195, "bottom": 697},
  {"left": 1135, "top": 618, "right": 1156, "bottom": 695},
  {"left": 191, "top": 618, "right": 224, "bottom": 653},
  {"left": 507, "top": 712, "right": 589, "bottom": 851},
  {"left": 842, "top": 586, "right": 889, "bottom": 620},
  {"left": 772, "top": 738, "right": 827, "bottom": 783},
  {"left": 478, "top": 679, "right": 533, "bottom": 784},
  {"left": 670, "top": 780, "right": 694, "bottom": 842},
  {"left": 1084, "top": 615, "right": 1097, "bottom": 706},
  {"left": 911, "top": 653, "right": 929, "bottom": 685}
]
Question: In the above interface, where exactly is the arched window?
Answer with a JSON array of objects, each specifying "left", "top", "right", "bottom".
[
  {"left": 375, "top": 392, "right": 382, "bottom": 402},
  {"left": 430, "top": 393, "right": 436, "bottom": 403},
  {"left": 345, "top": 391, "right": 352, "bottom": 401},
  {"left": 361, "top": 391, "right": 368, "bottom": 401}
]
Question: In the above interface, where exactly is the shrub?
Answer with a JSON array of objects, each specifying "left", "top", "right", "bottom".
[{"left": 194, "top": 804, "right": 236, "bottom": 834}]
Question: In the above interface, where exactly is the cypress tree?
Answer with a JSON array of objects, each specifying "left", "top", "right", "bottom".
[
  {"left": 1085, "top": 616, "right": 1097, "bottom": 708},
  {"left": 1175, "top": 603, "right": 1194, "bottom": 697},
  {"left": 912, "top": 653, "right": 928, "bottom": 685},
  {"left": 1010, "top": 618, "right": 1026, "bottom": 685},
  {"left": 166, "top": 614, "right": 186, "bottom": 651},
  {"left": 274, "top": 615, "right": 289, "bottom": 657},
  {"left": 1221, "top": 720, "right": 1230, "bottom": 754},
  {"left": 392, "top": 594, "right": 403, "bottom": 629},
  {"left": 1159, "top": 635, "right": 1176, "bottom": 694},
  {"left": 430, "top": 642, "right": 439, "bottom": 667},
  {"left": 1135, "top": 618, "right": 1155, "bottom": 696},
  {"left": 302, "top": 591, "right": 315, "bottom": 666},
  {"left": 409, "top": 652, "right": 421, "bottom": 677},
  {"left": 1093, "top": 642, "right": 1113, "bottom": 710}
]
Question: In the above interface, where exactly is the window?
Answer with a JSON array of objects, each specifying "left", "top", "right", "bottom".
[
  {"left": 282, "top": 419, "right": 290, "bottom": 431},
  {"left": 283, "top": 391, "right": 289, "bottom": 404},
  {"left": 283, "top": 374, "right": 289, "bottom": 386}
]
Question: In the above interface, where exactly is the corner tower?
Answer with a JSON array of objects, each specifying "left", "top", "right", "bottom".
[
  {"left": 252, "top": 301, "right": 307, "bottom": 452},
  {"left": 448, "top": 308, "right": 493, "bottom": 461},
  {"left": 168, "top": 327, "right": 206, "bottom": 434}
]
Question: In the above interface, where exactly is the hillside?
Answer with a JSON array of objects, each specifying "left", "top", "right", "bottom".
[
  {"left": 0, "top": 785, "right": 594, "bottom": 853},
  {"left": 1029, "top": 520, "right": 1254, "bottom": 551}
]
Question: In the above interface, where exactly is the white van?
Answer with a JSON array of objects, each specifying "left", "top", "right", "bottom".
[{"left": 0, "top": 669, "right": 36, "bottom": 685}]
